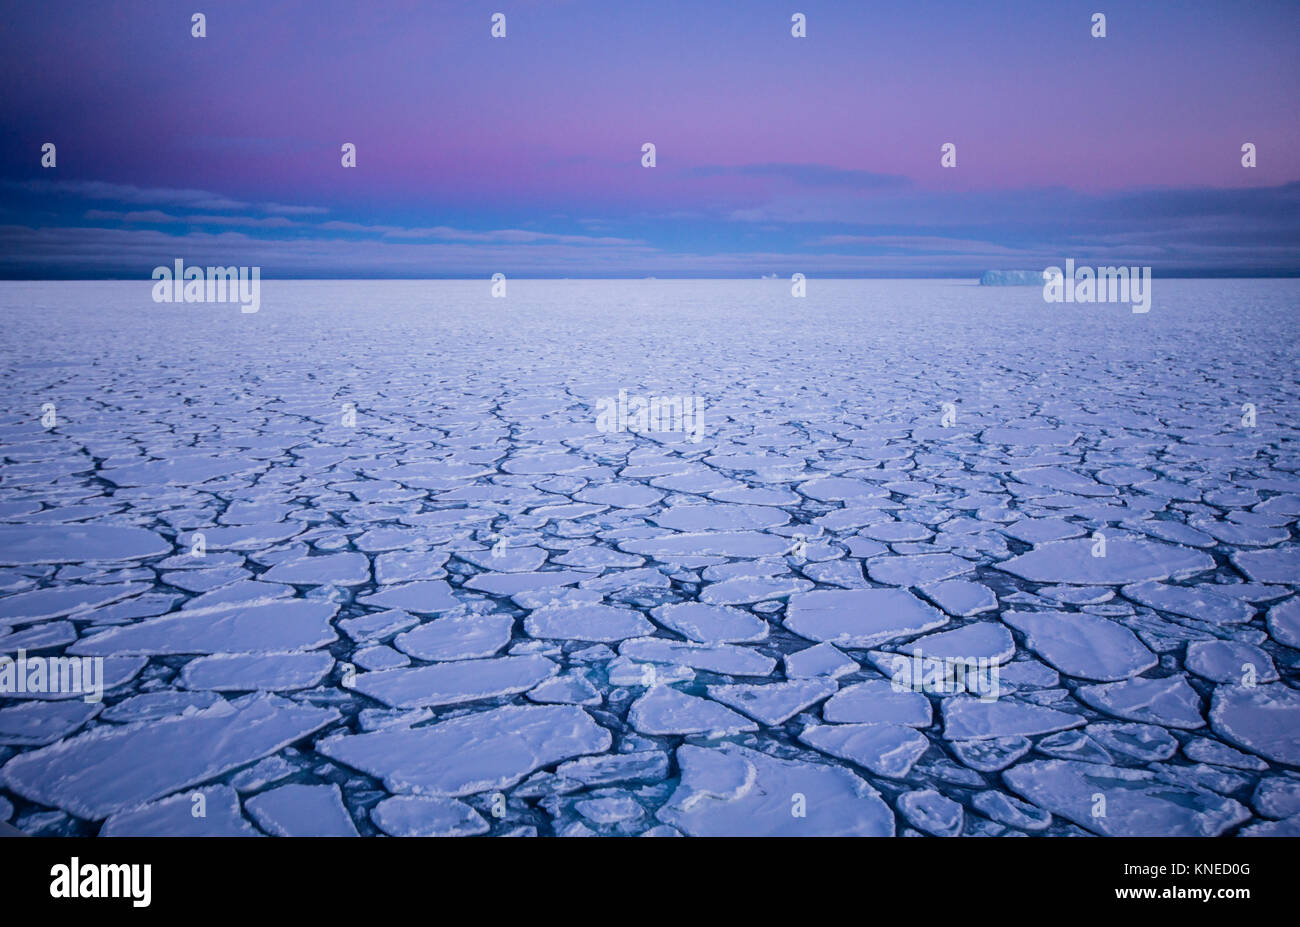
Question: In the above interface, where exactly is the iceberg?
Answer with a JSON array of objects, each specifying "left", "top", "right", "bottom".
[{"left": 978, "top": 269, "right": 1050, "bottom": 286}]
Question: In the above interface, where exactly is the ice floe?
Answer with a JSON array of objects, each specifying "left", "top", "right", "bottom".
[
  {"left": 800, "top": 723, "right": 930, "bottom": 778},
  {"left": 657, "top": 743, "right": 894, "bottom": 836},
  {"left": 394, "top": 614, "right": 514, "bottom": 661},
  {"left": 996, "top": 538, "right": 1214, "bottom": 585},
  {"left": 2, "top": 280, "right": 1298, "bottom": 837},
  {"left": 318, "top": 704, "right": 611, "bottom": 796},
  {"left": 524, "top": 604, "right": 654, "bottom": 642},
  {"left": 1003, "top": 760, "right": 1249, "bottom": 836},
  {"left": 0, "top": 524, "right": 170, "bottom": 565},
  {"left": 350, "top": 655, "right": 557, "bottom": 709},
  {"left": 100, "top": 786, "right": 260, "bottom": 837},
  {"left": 1209, "top": 685, "right": 1300, "bottom": 766},
  {"left": 618, "top": 637, "right": 775, "bottom": 676},
  {"left": 627, "top": 685, "right": 757, "bottom": 735},
  {"left": 371, "top": 795, "right": 489, "bottom": 836},
  {"left": 650, "top": 601, "right": 768, "bottom": 643},
  {"left": 179, "top": 651, "right": 335, "bottom": 691},
  {"left": 705, "top": 678, "right": 837, "bottom": 725},
  {"left": 942, "top": 697, "right": 1084, "bottom": 740},
  {"left": 2, "top": 695, "right": 338, "bottom": 818},
  {"left": 822, "top": 679, "right": 931, "bottom": 726},
  {"left": 1075, "top": 675, "right": 1205, "bottom": 728},
  {"left": 246, "top": 783, "right": 358, "bottom": 837},
  {"left": 69, "top": 599, "right": 338, "bottom": 656},
  {"left": 784, "top": 588, "right": 948, "bottom": 648},
  {"left": 1001, "top": 610, "right": 1156, "bottom": 681}
]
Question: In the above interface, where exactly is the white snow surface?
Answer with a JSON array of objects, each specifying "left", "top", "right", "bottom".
[{"left": 0, "top": 279, "right": 1297, "bottom": 836}]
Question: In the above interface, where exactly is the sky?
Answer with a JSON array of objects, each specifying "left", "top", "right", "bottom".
[{"left": 1, "top": 0, "right": 1298, "bottom": 278}]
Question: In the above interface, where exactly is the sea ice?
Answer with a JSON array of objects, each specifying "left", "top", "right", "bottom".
[
  {"left": 261, "top": 552, "right": 371, "bottom": 586},
  {"left": 357, "top": 580, "right": 462, "bottom": 614},
  {"left": 1266, "top": 597, "right": 1300, "bottom": 648},
  {"left": 349, "top": 655, "right": 557, "bottom": 709},
  {"left": 1003, "top": 760, "right": 1249, "bottom": 836},
  {"left": 866, "top": 553, "right": 973, "bottom": 587},
  {"left": 370, "top": 795, "right": 489, "bottom": 837},
  {"left": 1209, "top": 684, "right": 1300, "bottom": 766},
  {"left": 1075, "top": 675, "right": 1205, "bottom": 728},
  {"left": 898, "top": 789, "right": 964, "bottom": 836},
  {"left": 950, "top": 736, "right": 1032, "bottom": 772},
  {"left": 0, "top": 524, "right": 170, "bottom": 565},
  {"left": 524, "top": 604, "right": 654, "bottom": 641},
  {"left": 996, "top": 538, "right": 1214, "bottom": 585},
  {"left": 318, "top": 704, "right": 611, "bottom": 796},
  {"left": 822, "top": 679, "right": 931, "bottom": 726},
  {"left": 618, "top": 637, "right": 775, "bottom": 676},
  {"left": 100, "top": 786, "right": 260, "bottom": 837},
  {"left": 783, "top": 642, "right": 857, "bottom": 678},
  {"left": 246, "top": 783, "right": 358, "bottom": 837},
  {"left": 1185, "top": 639, "right": 1277, "bottom": 684},
  {"left": 920, "top": 579, "right": 998, "bottom": 617},
  {"left": 971, "top": 789, "right": 1051, "bottom": 831},
  {"left": 799, "top": 723, "right": 930, "bottom": 778},
  {"left": 68, "top": 599, "right": 338, "bottom": 656},
  {"left": 705, "top": 678, "right": 838, "bottom": 725},
  {"left": 699, "top": 575, "right": 813, "bottom": 605},
  {"left": 784, "top": 588, "right": 948, "bottom": 648},
  {"left": 527, "top": 673, "right": 601, "bottom": 706},
  {"left": 394, "top": 614, "right": 515, "bottom": 661},
  {"left": 0, "top": 582, "right": 151, "bottom": 628},
  {"left": 1121, "top": 581, "right": 1255, "bottom": 625},
  {"left": 627, "top": 685, "right": 757, "bottom": 735},
  {"left": 942, "top": 697, "right": 1084, "bottom": 740},
  {"left": 555, "top": 751, "right": 669, "bottom": 786},
  {"left": 2, "top": 695, "right": 339, "bottom": 818},
  {"left": 889, "top": 622, "right": 1015, "bottom": 664},
  {"left": 649, "top": 601, "right": 769, "bottom": 643},
  {"left": 1001, "top": 610, "right": 1156, "bottom": 681},
  {"left": 2, "top": 279, "right": 1297, "bottom": 837},
  {"left": 657, "top": 743, "right": 894, "bottom": 836},
  {"left": 179, "top": 651, "right": 335, "bottom": 691},
  {"left": 0, "top": 700, "right": 101, "bottom": 746}
]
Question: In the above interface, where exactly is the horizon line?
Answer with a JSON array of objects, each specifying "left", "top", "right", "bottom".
[{"left": 3, "top": 273, "right": 1300, "bottom": 282}]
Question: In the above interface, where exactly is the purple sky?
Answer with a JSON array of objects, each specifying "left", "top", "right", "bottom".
[{"left": 2, "top": 0, "right": 1298, "bottom": 276}]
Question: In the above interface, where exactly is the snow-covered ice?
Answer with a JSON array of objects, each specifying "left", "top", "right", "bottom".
[{"left": 0, "top": 278, "right": 1297, "bottom": 836}]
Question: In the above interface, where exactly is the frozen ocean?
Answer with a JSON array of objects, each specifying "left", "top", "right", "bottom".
[{"left": 0, "top": 277, "right": 1298, "bottom": 837}]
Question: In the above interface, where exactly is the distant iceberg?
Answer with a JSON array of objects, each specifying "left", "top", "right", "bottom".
[{"left": 979, "top": 270, "right": 1049, "bottom": 286}]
